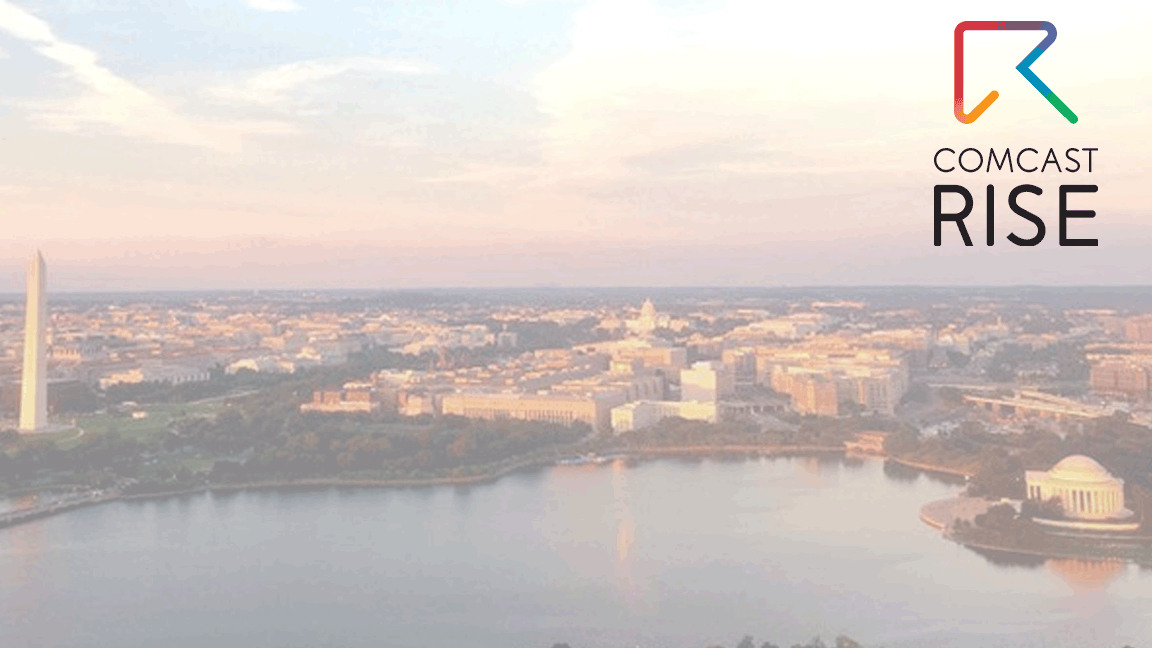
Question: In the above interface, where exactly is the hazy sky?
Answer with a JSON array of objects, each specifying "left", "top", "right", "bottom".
[{"left": 1, "top": 0, "right": 1151, "bottom": 289}]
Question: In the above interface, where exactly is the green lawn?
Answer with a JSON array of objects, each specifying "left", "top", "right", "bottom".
[
  {"left": 31, "top": 427, "right": 86, "bottom": 448},
  {"left": 178, "top": 455, "right": 217, "bottom": 472},
  {"left": 72, "top": 398, "right": 229, "bottom": 447},
  {"left": 74, "top": 411, "right": 172, "bottom": 442}
]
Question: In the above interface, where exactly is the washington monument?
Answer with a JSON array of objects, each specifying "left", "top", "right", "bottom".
[{"left": 19, "top": 251, "right": 47, "bottom": 432}]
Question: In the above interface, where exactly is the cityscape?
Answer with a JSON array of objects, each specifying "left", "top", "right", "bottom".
[
  {"left": 4, "top": 253, "right": 1152, "bottom": 535},
  {"left": 6, "top": 259, "right": 1152, "bottom": 645},
  {"left": 1, "top": 1, "right": 1150, "bottom": 644}
]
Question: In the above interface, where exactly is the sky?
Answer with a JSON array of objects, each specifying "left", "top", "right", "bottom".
[{"left": 1, "top": 0, "right": 1151, "bottom": 290}]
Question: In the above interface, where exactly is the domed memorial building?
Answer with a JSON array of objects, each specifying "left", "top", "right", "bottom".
[{"left": 1025, "top": 455, "right": 1140, "bottom": 532}]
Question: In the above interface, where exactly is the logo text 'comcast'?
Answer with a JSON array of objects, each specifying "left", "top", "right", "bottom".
[{"left": 954, "top": 21, "right": 1078, "bottom": 124}]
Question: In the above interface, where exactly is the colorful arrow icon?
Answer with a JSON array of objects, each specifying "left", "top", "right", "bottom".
[{"left": 954, "top": 21, "right": 1078, "bottom": 124}]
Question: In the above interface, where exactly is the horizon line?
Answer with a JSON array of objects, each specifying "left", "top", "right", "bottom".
[{"left": 5, "top": 284, "right": 1152, "bottom": 296}]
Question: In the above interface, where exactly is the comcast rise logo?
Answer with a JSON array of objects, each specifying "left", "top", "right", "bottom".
[{"left": 954, "top": 21, "right": 1078, "bottom": 124}]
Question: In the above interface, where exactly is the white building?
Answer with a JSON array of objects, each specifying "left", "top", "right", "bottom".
[
  {"left": 1025, "top": 455, "right": 1139, "bottom": 531},
  {"left": 496, "top": 330, "right": 519, "bottom": 349},
  {"left": 226, "top": 356, "right": 295, "bottom": 375},
  {"left": 100, "top": 363, "right": 212, "bottom": 389},
  {"left": 625, "top": 299, "right": 671, "bottom": 336},
  {"left": 610, "top": 400, "right": 717, "bottom": 434},
  {"left": 680, "top": 361, "right": 735, "bottom": 403},
  {"left": 730, "top": 313, "right": 834, "bottom": 340},
  {"left": 19, "top": 251, "right": 48, "bottom": 432}
]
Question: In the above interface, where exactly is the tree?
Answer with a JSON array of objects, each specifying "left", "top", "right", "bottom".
[
  {"left": 938, "top": 386, "right": 964, "bottom": 406},
  {"left": 945, "top": 350, "right": 970, "bottom": 369},
  {"left": 736, "top": 636, "right": 756, "bottom": 648},
  {"left": 449, "top": 431, "right": 473, "bottom": 460},
  {"left": 900, "top": 382, "right": 930, "bottom": 406},
  {"left": 0, "top": 451, "right": 13, "bottom": 483},
  {"left": 974, "top": 503, "right": 1018, "bottom": 531},
  {"left": 1020, "top": 496, "right": 1063, "bottom": 520}
]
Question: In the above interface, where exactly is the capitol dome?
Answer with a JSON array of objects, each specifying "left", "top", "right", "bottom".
[{"left": 1048, "top": 455, "right": 1114, "bottom": 483}]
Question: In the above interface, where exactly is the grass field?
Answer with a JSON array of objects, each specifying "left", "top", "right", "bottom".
[
  {"left": 178, "top": 455, "right": 218, "bottom": 472},
  {"left": 26, "top": 427, "right": 87, "bottom": 448},
  {"left": 70, "top": 397, "right": 231, "bottom": 449}
]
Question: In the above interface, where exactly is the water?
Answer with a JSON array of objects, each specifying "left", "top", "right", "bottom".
[{"left": 2, "top": 456, "right": 1150, "bottom": 648}]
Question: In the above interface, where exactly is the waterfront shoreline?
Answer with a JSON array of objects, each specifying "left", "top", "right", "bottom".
[
  {"left": 885, "top": 455, "right": 975, "bottom": 478},
  {"left": 13, "top": 444, "right": 1146, "bottom": 567},
  {"left": 0, "top": 447, "right": 985, "bottom": 533},
  {"left": 4, "top": 445, "right": 848, "bottom": 527},
  {"left": 953, "top": 537, "right": 1152, "bottom": 566},
  {"left": 920, "top": 496, "right": 1152, "bottom": 565},
  {"left": 126, "top": 444, "right": 850, "bottom": 500}
]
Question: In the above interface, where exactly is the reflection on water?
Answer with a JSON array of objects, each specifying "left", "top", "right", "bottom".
[
  {"left": 1048, "top": 558, "right": 1132, "bottom": 639},
  {"left": 611, "top": 460, "right": 637, "bottom": 606},
  {"left": 966, "top": 548, "right": 1129, "bottom": 589},
  {"left": 882, "top": 459, "right": 923, "bottom": 483},
  {"left": 841, "top": 455, "right": 866, "bottom": 470},
  {"left": 1049, "top": 558, "right": 1128, "bottom": 591},
  {"left": 3, "top": 456, "right": 1152, "bottom": 648},
  {"left": 967, "top": 545, "right": 1048, "bottom": 569},
  {"left": 0, "top": 505, "right": 64, "bottom": 647},
  {"left": 882, "top": 459, "right": 967, "bottom": 486},
  {"left": 795, "top": 455, "right": 825, "bottom": 487}
]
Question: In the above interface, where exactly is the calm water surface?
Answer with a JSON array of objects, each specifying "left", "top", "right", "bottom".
[{"left": 2, "top": 456, "right": 1150, "bottom": 648}]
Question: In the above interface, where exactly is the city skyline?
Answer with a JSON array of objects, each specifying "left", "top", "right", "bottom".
[
  {"left": 5, "top": 256, "right": 1152, "bottom": 646},
  {"left": 7, "top": 3, "right": 1152, "bottom": 646}
]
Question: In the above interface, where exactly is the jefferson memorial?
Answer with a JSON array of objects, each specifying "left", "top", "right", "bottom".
[{"left": 1025, "top": 455, "right": 1140, "bottom": 532}]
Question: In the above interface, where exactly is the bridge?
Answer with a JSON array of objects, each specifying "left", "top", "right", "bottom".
[{"left": 962, "top": 389, "right": 1114, "bottom": 422}]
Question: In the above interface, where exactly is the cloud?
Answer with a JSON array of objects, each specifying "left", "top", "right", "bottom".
[
  {"left": 212, "top": 57, "right": 435, "bottom": 105},
  {"left": 0, "top": 0, "right": 292, "bottom": 150},
  {"left": 534, "top": 0, "right": 863, "bottom": 167},
  {"left": 245, "top": 0, "right": 300, "bottom": 11}
]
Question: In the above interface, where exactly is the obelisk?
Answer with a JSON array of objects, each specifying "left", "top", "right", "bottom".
[{"left": 19, "top": 250, "right": 47, "bottom": 432}]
